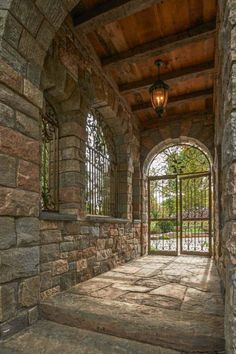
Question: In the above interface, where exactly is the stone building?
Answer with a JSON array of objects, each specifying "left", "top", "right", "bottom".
[{"left": 0, "top": 0, "right": 235, "bottom": 353}]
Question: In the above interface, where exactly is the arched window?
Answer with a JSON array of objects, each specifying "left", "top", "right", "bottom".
[
  {"left": 86, "top": 110, "right": 117, "bottom": 216},
  {"left": 40, "top": 101, "right": 59, "bottom": 211}
]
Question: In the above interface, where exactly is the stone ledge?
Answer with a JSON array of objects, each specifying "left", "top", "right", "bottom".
[
  {"left": 83, "top": 215, "right": 130, "bottom": 224},
  {"left": 39, "top": 212, "right": 77, "bottom": 221}
]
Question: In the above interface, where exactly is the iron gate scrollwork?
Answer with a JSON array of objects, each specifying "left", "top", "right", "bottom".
[
  {"left": 148, "top": 175, "right": 178, "bottom": 255},
  {"left": 179, "top": 172, "right": 211, "bottom": 255},
  {"left": 148, "top": 172, "right": 212, "bottom": 256},
  {"left": 40, "top": 101, "right": 59, "bottom": 212}
]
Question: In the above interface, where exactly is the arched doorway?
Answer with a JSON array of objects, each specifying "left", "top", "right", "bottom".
[{"left": 147, "top": 143, "right": 212, "bottom": 256}]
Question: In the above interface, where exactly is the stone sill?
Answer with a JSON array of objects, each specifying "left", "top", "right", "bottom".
[
  {"left": 40, "top": 211, "right": 77, "bottom": 221},
  {"left": 83, "top": 215, "right": 130, "bottom": 224}
]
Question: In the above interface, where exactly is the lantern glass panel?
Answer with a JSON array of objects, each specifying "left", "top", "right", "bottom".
[{"left": 152, "top": 88, "right": 164, "bottom": 108}]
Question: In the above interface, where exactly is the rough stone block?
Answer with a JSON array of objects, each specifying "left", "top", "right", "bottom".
[
  {"left": 11, "top": 0, "right": 43, "bottom": 37},
  {"left": 17, "top": 160, "right": 39, "bottom": 193},
  {"left": 16, "top": 111, "right": 39, "bottom": 140},
  {"left": 0, "top": 188, "right": 39, "bottom": 216},
  {"left": 60, "top": 187, "right": 81, "bottom": 203},
  {"left": 52, "top": 260, "right": 69, "bottom": 276},
  {"left": 35, "top": 0, "right": 67, "bottom": 30},
  {"left": 59, "top": 272, "right": 76, "bottom": 291},
  {"left": 23, "top": 79, "right": 43, "bottom": 109},
  {"left": 0, "top": 38, "right": 27, "bottom": 79},
  {"left": 40, "top": 229, "right": 62, "bottom": 244},
  {"left": 0, "top": 283, "right": 17, "bottom": 322},
  {"left": 1, "top": 11, "right": 22, "bottom": 49},
  {"left": 0, "top": 126, "right": 40, "bottom": 163},
  {"left": 18, "top": 30, "right": 45, "bottom": 67},
  {"left": 76, "top": 259, "right": 87, "bottom": 271},
  {"left": 97, "top": 239, "right": 106, "bottom": 250},
  {"left": 0, "top": 102, "right": 15, "bottom": 128},
  {"left": 36, "top": 19, "right": 55, "bottom": 52},
  {"left": 60, "top": 147, "right": 80, "bottom": 160},
  {"left": 60, "top": 159, "right": 81, "bottom": 173},
  {"left": 26, "top": 62, "right": 41, "bottom": 87},
  {"left": 0, "top": 217, "right": 16, "bottom": 249},
  {"left": 40, "top": 286, "right": 60, "bottom": 301},
  {"left": 60, "top": 241, "right": 75, "bottom": 252},
  {"left": 0, "top": 83, "right": 39, "bottom": 119},
  {"left": 0, "top": 247, "right": 39, "bottom": 283},
  {"left": 40, "top": 244, "right": 59, "bottom": 263},
  {"left": 40, "top": 272, "right": 52, "bottom": 295},
  {"left": 19, "top": 276, "right": 40, "bottom": 307},
  {"left": 222, "top": 112, "right": 236, "bottom": 167},
  {"left": 16, "top": 217, "right": 39, "bottom": 246},
  {"left": 60, "top": 122, "right": 86, "bottom": 140},
  {"left": 0, "top": 154, "right": 16, "bottom": 187},
  {"left": 60, "top": 172, "right": 82, "bottom": 187}
]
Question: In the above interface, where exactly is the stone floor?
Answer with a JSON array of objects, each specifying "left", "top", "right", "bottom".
[{"left": 0, "top": 255, "right": 225, "bottom": 353}]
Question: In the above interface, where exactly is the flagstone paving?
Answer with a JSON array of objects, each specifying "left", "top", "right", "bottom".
[{"left": 0, "top": 255, "right": 225, "bottom": 353}]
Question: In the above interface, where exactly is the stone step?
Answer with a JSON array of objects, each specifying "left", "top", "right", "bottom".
[
  {"left": 40, "top": 291, "right": 225, "bottom": 353},
  {"left": 0, "top": 320, "right": 180, "bottom": 354}
]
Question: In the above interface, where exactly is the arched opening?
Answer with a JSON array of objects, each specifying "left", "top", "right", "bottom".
[{"left": 146, "top": 143, "right": 213, "bottom": 257}]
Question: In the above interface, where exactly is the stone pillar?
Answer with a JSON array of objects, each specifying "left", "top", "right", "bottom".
[
  {"left": 59, "top": 111, "right": 87, "bottom": 217},
  {"left": 115, "top": 136, "right": 133, "bottom": 220},
  {"left": 0, "top": 60, "right": 42, "bottom": 337},
  {"left": 132, "top": 163, "right": 142, "bottom": 220}
]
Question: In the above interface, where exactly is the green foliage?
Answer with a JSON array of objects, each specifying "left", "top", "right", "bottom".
[
  {"left": 159, "top": 220, "right": 175, "bottom": 233},
  {"left": 165, "top": 145, "right": 209, "bottom": 175},
  {"left": 149, "top": 145, "right": 210, "bottom": 223}
]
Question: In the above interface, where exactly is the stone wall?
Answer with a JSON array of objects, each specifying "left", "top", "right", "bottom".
[
  {"left": 39, "top": 218, "right": 141, "bottom": 300},
  {"left": 41, "top": 18, "right": 140, "bottom": 220},
  {"left": 0, "top": 59, "right": 42, "bottom": 339},
  {"left": 141, "top": 112, "right": 214, "bottom": 167},
  {"left": 0, "top": 0, "right": 142, "bottom": 339},
  {"left": 215, "top": 1, "right": 236, "bottom": 352}
]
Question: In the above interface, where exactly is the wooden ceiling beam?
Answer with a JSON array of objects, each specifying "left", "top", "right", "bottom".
[
  {"left": 142, "top": 111, "right": 213, "bottom": 130},
  {"left": 73, "top": 0, "right": 163, "bottom": 32},
  {"left": 102, "top": 21, "right": 216, "bottom": 68},
  {"left": 119, "top": 61, "right": 215, "bottom": 94},
  {"left": 132, "top": 88, "right": 213, "bottom": 113}
]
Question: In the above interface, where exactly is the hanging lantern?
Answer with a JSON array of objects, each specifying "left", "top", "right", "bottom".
[{"left": 149, "top": 60, "right": 169, "bottom": 117}]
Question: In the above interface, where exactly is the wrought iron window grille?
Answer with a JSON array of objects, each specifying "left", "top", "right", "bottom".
[
  {"left": 86, "top": 109, "right": 117, "bottom": 216},
  {"left": 40, "top": 101, "right": 59, "bottom": 212}
]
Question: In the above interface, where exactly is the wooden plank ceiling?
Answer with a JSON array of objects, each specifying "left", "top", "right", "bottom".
[{"left": 72, "top": 0, "right": 217, "bottom": 130}]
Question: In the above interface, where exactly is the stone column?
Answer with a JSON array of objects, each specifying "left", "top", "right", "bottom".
[
  {"left": 132, "top": 163, "right": 142, "bottom": 220},
  {"left": 115, "top": 136, "right": 133, "bottom": 220}
]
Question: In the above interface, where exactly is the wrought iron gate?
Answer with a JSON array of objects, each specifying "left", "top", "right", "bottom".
[{"left": 148, "top": 172, "right": 212, "bottom": 256}]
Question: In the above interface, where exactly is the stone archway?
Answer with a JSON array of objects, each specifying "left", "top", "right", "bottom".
[
  {"left": 146, "top": 141, "right": 213, "bottom": 256},
  {"left": 141, "top": 137, "right": 215, "bottom": 257},
  {"left": 143, "top": 136, "right": 213, "bottom": 176}
]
